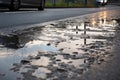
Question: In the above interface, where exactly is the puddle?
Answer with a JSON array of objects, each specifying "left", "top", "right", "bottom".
[
  {"left": 31, "top": 57, "right": 51, "bottom": 66},
  {"left": 55, "top": 55, "right": 85, "bottom": 68},
  {"left": 32, "top": 67, "right": 51, "bottom": 79},
  {"left": 0, "top": 10, "right": 120, "bottom": 80},
  {"left": 18, "top": 65, "right": 33, "bottom": 73}
]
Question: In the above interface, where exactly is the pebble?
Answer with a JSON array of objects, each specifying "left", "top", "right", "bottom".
[
  {"left": 56, "top": 59, "right": 61, "bottom": 62},
  {"left": 87, "top": 57, "right": 95, "bottom": 64},
  {"left": 34, "top": 56, "right": 40, "bottom": 59},
  {"left": 57, "top": 68, "right": 67, "bottom": 72},
  {"left": 47, "top": 43, "right": 51, "bottom": 46},
  {"left": 71, "top": 55, "right": 80, "bottom": 59},
  {"left": 59, "top": 48, "right": 64, "bottom": 51},
  {"left": 68, "top": 61, "right": 73, "bottom": 63},
  {"left": 99, "top": 58, "right": 105, "bottom": 62},
  {"left": 72, "top": 52, "right": 78, "bottom": 55},
  {"left": 21, "top": 60, "right": 30, "bottom": 64}
]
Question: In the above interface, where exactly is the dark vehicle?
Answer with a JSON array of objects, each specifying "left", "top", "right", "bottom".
[
  {"left": 96, "top": 0, "right": 107, "bottom": 6},
  {"left": 0, "top": 0, "right": 45, "bottom": 10}
]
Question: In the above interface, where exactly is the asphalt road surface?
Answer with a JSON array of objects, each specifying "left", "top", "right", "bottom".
[{"left": 0, "top": 5, "right": 119, "bottom": 33}]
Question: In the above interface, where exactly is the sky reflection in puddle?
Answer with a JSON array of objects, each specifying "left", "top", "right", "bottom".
[
  {"left": 32, "top": 67, "right": 51, "bottom": 79},
  {"left": 31, "top": 57, "right": 51, "bottom": 66}
]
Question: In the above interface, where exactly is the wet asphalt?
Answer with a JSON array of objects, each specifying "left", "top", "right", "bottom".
[{"left": 0, "top": 5, "right": 119, "bottom": 33}]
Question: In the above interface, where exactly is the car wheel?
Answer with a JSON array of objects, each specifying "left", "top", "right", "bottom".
[
  {"left": 102, "top": 3, "right": 105, "bottom": 6},
  {"left": 38, "top": 0, "right": 45, "bottom": 10},
  {"left": 10, "top": 0, "right": 20, "bottom": 11}
]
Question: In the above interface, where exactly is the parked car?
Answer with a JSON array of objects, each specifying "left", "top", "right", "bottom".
[
  {"left": 0, "top": 0, "right": 45, "bottom": 11},
  {"left": 96, "top": 0, "right": 107, "bottom": 6}
]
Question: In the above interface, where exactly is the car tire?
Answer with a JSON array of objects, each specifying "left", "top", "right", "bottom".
[
  {"left": 102, "top": 3, "right": 105, "bottom": 6},
  {"left": 9, "top": 0, "right": 20, "bottom": 11},
  {"left": 38, "top": 0, "right": 45, "bottom": 11}
]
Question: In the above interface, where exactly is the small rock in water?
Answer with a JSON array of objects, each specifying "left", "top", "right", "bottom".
[
  {"left": 50, "top": 57, "right": 56, "bottom": 60},
  {"left": 47, "top": 43, "right": 51, "bottom": 46},
  {"left": 35, "top": 56, "right": 40, "bottom": 59},
  {"left": 81, "top": 48, "right": 89, "bottom": 52},
  {"left": 57, "top": 68, "right": 67, "bottom": 72},
  {"left": 87, "top": 57, "right": 95, "bottom": 64},
  {"left": 50, "top": 23, "right": 56, "bottom": 26},
  {"left": 90, "top": 45, "right": 97, "bottom": 49},
  {"left": 72, "top": 52, "right": 78, "bottom": 55},
  {"left": 68, "top": 61, "right": 73, "bottom": 63},
  {"left": 99, "top": 58, "right": 104, "bottom": 62},
  {"left": 70, "top": 37, "right": 73, "bottom": 40},
  {"left": 71, "top": 55, "right": 79, "bottom": 59},
  {"left": 62, "top": 54, "right": 70, "bottom": 59},
  {"left": 21, "top": 60, "right": 30, "bottom": 64},
  {"left": 56, "top": 41, "right": 60, "bottom": 44},
  {"left": 56, "top": 59, "right": 61, "bottom": 61},
  {"left": 59, "top": 48, "right": 64, "bottom": 51},
  {"left": 76, "top": 44, "right": 79, "bottom": 45},
  {"left": 89, "top": 49, "right": 95, "bottom": 53}
]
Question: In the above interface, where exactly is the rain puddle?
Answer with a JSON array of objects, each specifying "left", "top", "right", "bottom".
[
  {"left": 31, "top": 56, "right": 51, "bottom": 66},
  {"left": 32, "top": 67, "right": 51, "bottom": 79},
  {"left": 0, "top": 10, "right": 120, "bottom": 80}
]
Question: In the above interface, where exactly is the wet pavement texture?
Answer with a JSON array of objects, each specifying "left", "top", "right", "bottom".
[{"left": 0, "top": 9, "right": 120, "bottom": 80}]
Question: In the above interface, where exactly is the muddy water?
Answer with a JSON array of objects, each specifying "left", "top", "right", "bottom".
[{"left": 0, "top": 10, "right": 120, "bottom": 80}]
